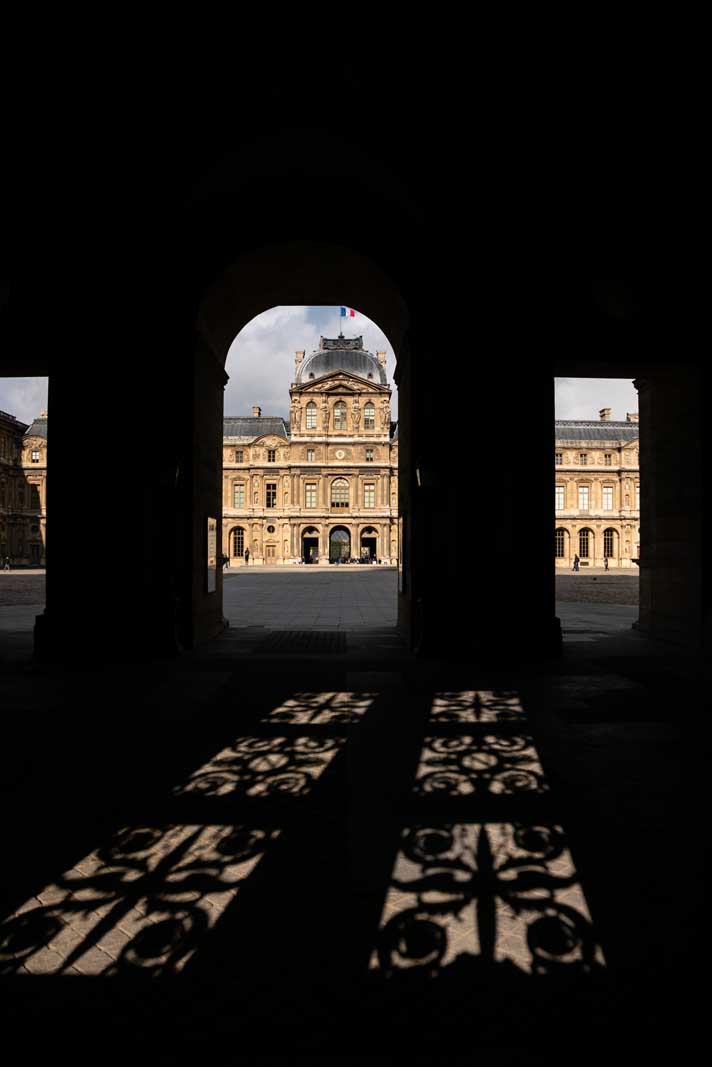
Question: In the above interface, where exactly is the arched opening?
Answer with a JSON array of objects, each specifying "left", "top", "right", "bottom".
[
  {"left": 329, "top": 526, "right": 351, "bottom": 563},
  {"left": 360, "top": 526, "right": 378, "bottom": 561}
]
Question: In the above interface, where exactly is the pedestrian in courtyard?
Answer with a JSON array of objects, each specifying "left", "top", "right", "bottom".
[
  {"left": 2, "top": 556, "right": 9, "bottom": 571},
  {"left": 572, "top": 553, "right": 580, "bottom": 572},
  {"left": 244, "top": 547, "right": 250, "bottom": 565},
  {"left": 604, "top": 555, "right": 609, "bottom": 571}
]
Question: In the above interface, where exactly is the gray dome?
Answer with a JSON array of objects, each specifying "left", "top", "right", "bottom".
[{"left": 296, "top": 335, "right": 387, "bottom": 385}]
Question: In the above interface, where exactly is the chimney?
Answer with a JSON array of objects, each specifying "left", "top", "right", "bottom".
[
  {"left": 252, "top": 405, "right": 261, "bottom": 418},
  {"left": 626, "top": 412, "right": 639, "bottom": 423},
  {"left": 599, "top": 407, "right": 611, "bottom": 421},
  {"left": 377, "top": 350, "right": 387, "bottom": 366}
]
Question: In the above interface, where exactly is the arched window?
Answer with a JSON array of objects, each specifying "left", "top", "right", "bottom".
[
  {"left": 364, "top": 402, "right": 375, "bottom": 430},
  {"left": 555, "top": 528, "right": 566, "bottom": 558},
  {"left": 579, "top": 528, "right": 591, "bottom": 558},
  {"left": 603, "top": 528, "right": 615, "bottom": 558},
  {"left": 232, "top": 527, "right": 245, "bottom": 557},
  {"left": 306, "top": 402, "right": 317, "bottom": 429},
  {"left": 331, "top": 478, "right": 349, "bottom": 508},
  {"left": 334, "top": 402, "right": 347, "bottom": 430}
]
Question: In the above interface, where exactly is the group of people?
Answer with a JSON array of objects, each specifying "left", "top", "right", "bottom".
[{"left": 571, "top": 555, "right": 609, "bottom": 572}]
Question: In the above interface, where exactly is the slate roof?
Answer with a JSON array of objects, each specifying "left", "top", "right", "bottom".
[
  {"left": 296, "top": 335, "right": 387, "bottom": 386},
  {"left": 555, "top": 420, "right": 639, "bottom": 443},
  {"left": 223, "top": 416, "right": 289, "bottom": 439},
  {"left": 23, "top": 417, "right": 47, "bottom": 439}
]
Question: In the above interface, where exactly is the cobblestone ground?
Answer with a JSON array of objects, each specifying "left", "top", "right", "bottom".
[
  {"left": 0, "top": 573, "right": 45, "bottom": 606},
  {"left": 555, "top": 570, "right": 638, "bottom": 605}
]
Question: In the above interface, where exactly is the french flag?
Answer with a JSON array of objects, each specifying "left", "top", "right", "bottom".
[{"left": 340, "top": 306, "right": 355, "bottom": 318}]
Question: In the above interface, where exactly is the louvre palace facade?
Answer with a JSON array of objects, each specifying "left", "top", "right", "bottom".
[
  {"left": 221, "top": 335, "right": 399, "bottom": 565},
  {"left": 554, "top": 407, "right": 640, "bottom": 567},
  {"left": 0, "top": 410, "right": 47, "bottom": 566}
]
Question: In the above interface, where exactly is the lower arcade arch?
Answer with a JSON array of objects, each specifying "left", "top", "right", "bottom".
[{"left": 329, "top": 526, "right": 351, "bottom": 563}]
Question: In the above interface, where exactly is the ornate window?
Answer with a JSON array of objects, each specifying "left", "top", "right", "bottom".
[
  {"left": 306, "top": 448, "right": 315, "bottom": 462},
  {"left": 604, "top": 528, "right": 615, "bottom": 558},
  {"left": 603, "top": 486, "right": 613, "bottom": 510},
  {"left": 235, "top": 450, "right": 244, "bottom": 463},
  {"left": 555, "top": 452, "right": 562, "bottom": 465},
  {"left": 267, "top": 449, "right": 276, "bottom": 463},
  {"left": 232, "top": 527, "right": 245, "bottom": 556},
  {"left": 555, "top": 485, "right": 565, "bottom": 510},
  {"left": 578, "top": 485, "right": 589, "bottom": 510},
  {"left": 306, "top": 402, "right": 317, "bottom": 429},
  {"left": 334, "top": 402, "right": 347, "bottom": 430},
  {"left": 265, "top": 483, "right": 277, "bottom": 508},
  {"left": 233, "top": 483, "right": 245, "bottom": 508},
  {"left": 331, "top": 478, "right": 349, "bottom": 508},
  {"left": 364, "top": 483, "right": 375, "bottom": 507},
  {"left": 579, "top": 528, "right": 591, "bottom": 557},
  {"left": 305, "top": 483, "right": 317, "bottom": 508},
  {"left": 555, "top": 528, "right": 566, "bottom": 557},
  {"left": 364, "top": 402, "right": 375, "bottom": 430},
  {"left": 365, "top": 448, "right": 374, "bottom": 461}
]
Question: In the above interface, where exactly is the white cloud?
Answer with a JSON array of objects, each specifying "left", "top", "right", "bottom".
[
  {"left": 225, "top": 306, "right": 399, "bottom": 420},
  {"left": 0, "top": 378, "right": 48, "bottom": 426},
  {"left": 555, "top": 378, "right": 638, "bottom": 421}
]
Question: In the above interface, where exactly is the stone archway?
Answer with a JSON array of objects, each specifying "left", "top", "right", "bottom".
[
  {"left": 302, "top": 526, "right": 320, "bottom": 564},
  {"left": 329, "top": 527, "right": 351, "bottom": 563}
]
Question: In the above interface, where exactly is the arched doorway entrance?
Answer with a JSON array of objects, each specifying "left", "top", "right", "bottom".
[
  {"left": 360, "top": 526, "right": 378, "bottom": 560},
  {"left": 329, "top": 527, "right": 351, "bottom": 563},
  {"left": 302, "top": 527, "right": 319, "bottom": 564}
]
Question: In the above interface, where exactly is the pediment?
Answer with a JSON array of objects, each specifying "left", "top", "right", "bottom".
[
  {"left": 253, "top": 434, "right": 288, "bottom": 446},
  {"left": 295, "top": 370, "right": 388, "bottom": 394}
]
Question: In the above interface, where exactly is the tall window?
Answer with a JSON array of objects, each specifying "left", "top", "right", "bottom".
[
  {"left": 579, "top": 453, "right": 588, "bottom": 465},
  {"left": 267, "top": 449, "right": 276, "bottom": 463},
  {"left": 365, "top": 448, "right": 374, "bottom": 461},
  {"left": 364, "top": 402, "right": 375, "bottom": 430},
  {"left": 235, "top": 450, "right": 244, "bottom": 463},
  {"left": 555, "top": 485, "right": 565, "bottom": 510},
  {"left": 604, "top": 453, "right": 612, "bottom": 466},
  {"left": 305, "top": 483, "right": 316, "bottom": 508},
  {"left": 635, "top": 485, "right": 640, "bottom": 510},
  {"left": 579, "top": 528, "right": 590, "bottom": 557},
  {"left": 334, "top": 402, "right": 346, "bottom": 430},
  {"left": 555, "top": 528, "right": 565, "bottom": 557},
  {"left": 331, "top": 478, "right": 349, "bottom": 508},
  {"left": 306, "top": 448, "right": 315, "bottom": 462},
  {"left": 578, "top": 485, "right": 589, "bottom": 510},
  {"left": 265, "top": 483, "right": 277, "bottom": 508},
  {"left": 233, "top": 483, "right": 245, "bottom": 508},
  {"left": 232, "top": 527, "right": 245, "bottom": 556},
  {"left": 604, "top": 528, "right": 615, "bottom": 558},
  {"left": 364, "top": 483, "right": 375, "bottom": 507},
  {"left": 555, "top": 452, "right": 562, "bottom": 465},
  {"left": 603, "top": 486, "right": 613, "bottom": 510},
  {"left": 306, "top": 402, "right": 317, "bottom": 429}
]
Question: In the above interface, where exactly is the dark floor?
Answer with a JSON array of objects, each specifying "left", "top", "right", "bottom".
[{"left": 0, "top": 616, "right": 706, "bottom": 1062}]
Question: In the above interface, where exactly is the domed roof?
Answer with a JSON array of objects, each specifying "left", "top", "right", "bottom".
[{"left": 296, "top": 335, "right": 387, "bottom": 385}]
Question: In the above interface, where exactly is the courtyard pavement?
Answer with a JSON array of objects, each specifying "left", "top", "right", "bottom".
[{"left": 0, "top": 567, "right": 704, "bottom": 1059}]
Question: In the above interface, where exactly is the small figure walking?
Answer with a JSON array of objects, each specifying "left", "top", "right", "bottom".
[
  {"left": 2, "top": 556, "right": 10, "bottom": 571},
  {"left": 244, "top": 547, "right": 250, "bottom": 566},
  {"left": 572, "top": 553, "right": 580, "bottom": 572},
  {"left": 604, "top": 555, "right": 609, "bottom": 572}
]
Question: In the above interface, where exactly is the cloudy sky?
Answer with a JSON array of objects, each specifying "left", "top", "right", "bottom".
[{"left": 0, "top": 305, "right": 638, "bottom": 425}]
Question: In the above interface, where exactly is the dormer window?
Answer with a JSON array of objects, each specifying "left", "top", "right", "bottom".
[{"left": 364, "top": 402, "right": 375, "bottom": 430}]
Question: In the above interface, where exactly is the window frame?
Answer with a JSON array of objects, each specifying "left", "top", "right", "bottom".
[
  {"left": 305, "top": 482, "right": 317, "bottom": 508},
  {"left": 364, "top": 402, "right": 375, "bottom": 430},
  {"left": 578, "top": 484, "right": 590, "bottom": 511},
  {"left": 233, "top": 482, "right": 245, "bottom": 508},
  {"left": 333, "top": 402, "right": 347, "bottom": 430},
  {"left": 306, "top": 402, "right": 317, "bottom": 429},
  {"left": 265, "top": 482, "right": 277, "bottom": 508},
  {"left": 364, "top": 482, "right": 375, "bottom": 508},
  {"left": 267, "top": 448, "right": 276, "bottom": 463},
  {"left": 555, "top": 485, "right": 565, "bottom": 510},
  {"left": 331, "top": 478, "right": 349, "bottom": 508}
]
